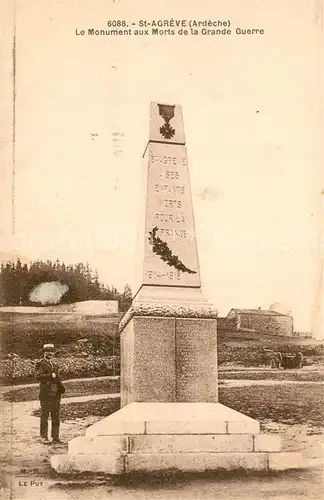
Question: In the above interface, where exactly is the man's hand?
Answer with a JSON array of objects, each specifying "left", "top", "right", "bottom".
[{"left": 52, "top": 373, "right": 56, "bottom": 379}]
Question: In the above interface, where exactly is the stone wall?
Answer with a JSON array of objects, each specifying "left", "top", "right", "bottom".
[
  {"left": 73, "top": 300, "right": 119, "bottom": 314},
  {"left": 238, "top": 313, "right": 293, "bottom": 337},
  {"left": 217, "top": 317, "right": 238, "bottom": 331}
]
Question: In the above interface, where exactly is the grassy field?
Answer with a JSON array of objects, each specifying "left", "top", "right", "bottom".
[
  {"left": 4, "top": 369, "right": 324, "bottom": 402},
  {"left": 3, "top": 376, "right": 120, "bottom": 402},
  {"left": 31, "top": 383, "right": 324, "bottom": 432},
  {"left": 219, "top": 384, "right": 324, "bottom": 430},
  {"left": 218, "top": 370, "right": 324, "bottom": 382},
  {"left": 1, "top": 310, "right": 323, "bottom": 363},
  {"left": 0, "top": 311, "right": 122, "bottom": 358},
  {"left": 3, "top": 356, "right": 322, "bottom": 385}
]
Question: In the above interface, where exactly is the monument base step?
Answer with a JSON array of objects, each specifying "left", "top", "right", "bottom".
[
  {"left": 50, "top": 403, "right": 304, "bottom": 474},
  {"left": 84, "top": 402, "right": 261, "bottom": 436},
  {"left": 67, "top": 432, "right": 282, "bottom": 455},
  {"left": 51, "top": 452, "right": 304, "bottom": 474}
]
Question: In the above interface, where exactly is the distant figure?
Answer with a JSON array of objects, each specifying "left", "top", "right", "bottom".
[
  {"left": 270, "top": 351, "right": 282, "bottom": 369},
  {"left": 295, "top": 352, "right": 304, "bottom": 369},
  {"left": 276, "top": 351, "right": 283, "bottom": 369},
  {"left": 34, "top": 344, "right": 65, "bottom": 444},
  {"left": 263, "top": 348, "right": 274, "bottom": 368},
  {"left": 270, "top": 353, "right": 276, "bottom": 368},
  {"left": 7, "top": 352, "right": 19, "bottom": 359}
]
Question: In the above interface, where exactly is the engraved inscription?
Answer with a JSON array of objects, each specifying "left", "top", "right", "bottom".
[
  {"left": 151, "top": 154, "right": 177, "bottom": 165},
  {"left": 159, "top": 228, "right": 189, "bottom": 240},
  {"left": 175, "top": 320, "right": 217, "bottom": 402},
  {"left": 176, "top": 333, "right": 198, "bottom": 400},
  {"left": 143, "top": 139, "right": 200, "bottom": 288},
  {"left": 154, "top": 213, "right": 185, "bottom": 223},
  {"left": 158, "top": 199, "right": 182, "bottom": 209},
  {"left": 146, "top": 269, "right": 181, "bottom": 281},
  {"left": 154, "top": 184, "right": 185, "bottom": 195},
  {"left": 150, "top": 154, "right": 187, "bottom": 167},
  {"left": 159, "top": 169, "right": 180, "bottom": 180}
]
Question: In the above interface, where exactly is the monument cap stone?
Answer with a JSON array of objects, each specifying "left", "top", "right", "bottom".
[{"left": 149, "top": 102, "right": 185, "bottom": 145}]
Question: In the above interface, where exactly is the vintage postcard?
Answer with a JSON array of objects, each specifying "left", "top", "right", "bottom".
[{"left": 0, "top": 1, "right": 323, "bottom": 499}]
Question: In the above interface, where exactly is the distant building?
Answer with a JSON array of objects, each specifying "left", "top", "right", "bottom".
[
  {"left": 216, "top": 316, "right": 238, "bottom": 332},
  {"left": 226, "top": 307, "right": 294, "bottom": 337},
  {"left": 72, "top": 300, "right": 119, "bottom": 315},
  {"left": 293, "top": 331, "right": 313, "bottom": 339}
]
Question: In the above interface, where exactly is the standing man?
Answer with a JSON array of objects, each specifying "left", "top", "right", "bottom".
[{"left": 34, "top": 344, "right": 65, "bottom": 444}]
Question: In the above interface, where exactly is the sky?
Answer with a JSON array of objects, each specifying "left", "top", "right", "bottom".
[{"left": 1, "top": 0, "right": 323, "bottom": 335}]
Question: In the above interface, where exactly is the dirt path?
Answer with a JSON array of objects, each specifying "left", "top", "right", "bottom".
[
  {"left": 218, "top": 366, "right": 324, "bottom": 372},
  {"left": 222, "top": 379, "right": 324, "bottom": 387},
  {"left": 3, "top": 366, "right": 323, "bottom": 390},
  {"left": 2, "top": 377, "right": 323, "bottom": 472},
  {"left": 1, "top": 391, "right": 323, "bottom": 500},
  {"left": 1, "top": 393, "right": 323, "bottom": 470},
  {"left": 1, "top": 393, "right": 120, "bottom": 469},
  {"left": 2, "top": 371, "right": 324, "bottom": 499},
  {"left": 2, "top": 467, "right": 323, "bottom": 500},
  {"left": 0, "top": 376, "right": 120, "bottom": 396}
]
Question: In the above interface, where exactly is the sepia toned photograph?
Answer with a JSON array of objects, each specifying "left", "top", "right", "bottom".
[{"left": 0, "top": 1, "right": 323, "bottom": 499}]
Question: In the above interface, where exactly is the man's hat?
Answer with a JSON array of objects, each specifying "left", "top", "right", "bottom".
[{"left": 43, "top": 343, "right": 55, "bottom": 352}]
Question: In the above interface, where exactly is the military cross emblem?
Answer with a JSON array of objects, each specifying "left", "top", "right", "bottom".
[{"left": 158, "top": 103, "right": 176, "bottom": 139}]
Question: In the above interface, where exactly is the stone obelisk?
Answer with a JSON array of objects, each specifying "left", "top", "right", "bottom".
[
  {"left": 51, "top": 103, "right": 303, "bottom": 474},
  {"left": 120, "top": 102, "right": 218, "bottom": 407}
]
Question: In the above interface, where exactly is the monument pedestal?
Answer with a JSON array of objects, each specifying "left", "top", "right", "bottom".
[
  {"left": 120, "top": 285, "right": 219, "bottom": 406},
  {"left": 51, "top": 402, "right": 303, "bottom": 474}
]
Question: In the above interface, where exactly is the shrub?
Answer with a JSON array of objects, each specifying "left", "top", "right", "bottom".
[
  {"left": 0, "top": 314, "right": 121, "bottom": 359},
  {"left": 0, "top": 356, "right": 120, "bottom": 384},
  {"left": 217, "top": 343, "right": 324, "bottom": 366},
  {"left": 218, "top": 344, "right": 266, "bottom": 366}
]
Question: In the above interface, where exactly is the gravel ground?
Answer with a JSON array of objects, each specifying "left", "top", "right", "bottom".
[{"left": 1, "top": 377, "right": 323, "bottom": 500}]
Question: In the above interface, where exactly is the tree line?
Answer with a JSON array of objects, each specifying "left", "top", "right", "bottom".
[{"left": 0, "top": 259, "right": 132, "bottom": 311}]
